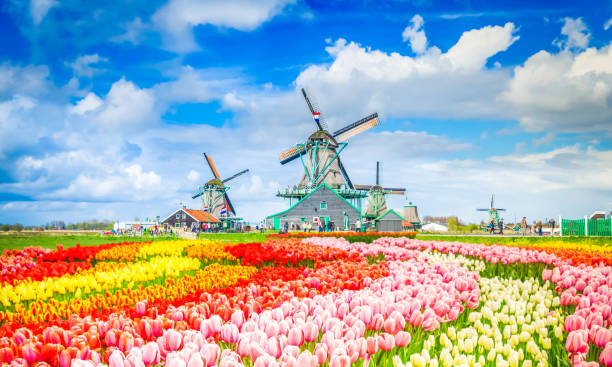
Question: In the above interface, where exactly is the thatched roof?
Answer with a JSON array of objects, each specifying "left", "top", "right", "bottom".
[{"left": 205, "top": 178, "right": 224, "bottom": 187}]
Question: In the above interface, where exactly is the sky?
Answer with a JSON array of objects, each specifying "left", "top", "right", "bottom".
[{"left": 0, "top": 0, "right": 611, "bottom": 226}]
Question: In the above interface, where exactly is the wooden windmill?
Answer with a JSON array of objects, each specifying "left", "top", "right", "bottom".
[
  {"left": 476, "top": 194, "right": 506, "bottom": 225},
  {"left": 279, "top": 88, "right": 380, "bottom": 191},
  {"left": 191, "top": 153, "right": 249, "bottom": 218},
  {"left": 355, "top": 161, "right": 406, "bottom": 219}
]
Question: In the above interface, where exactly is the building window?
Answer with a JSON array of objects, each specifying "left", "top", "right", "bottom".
[
  {"left": 176, "top": 214, "right": 180, "bottom": 219},
  {"left": 182, "top": 214, "right": 186, "bottom": 219},
  {"left": 301, "top": 217, "right": 306, "bottom": 222},
  {"left": 175, "top": 223, "right": 180, "bottom": 228},
  {"left": 320, "top": 201, "right": 327, "bottom": 210}
]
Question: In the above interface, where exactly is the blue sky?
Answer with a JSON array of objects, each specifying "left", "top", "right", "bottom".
[{"left": 0, "top": 0, "right": 611, "bottom": 225}]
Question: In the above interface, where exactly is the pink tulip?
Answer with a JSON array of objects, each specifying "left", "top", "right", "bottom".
[
  {"left": 314, "top": 343, "right": 328, "bottom": 364},
  {"left": 253, "top": 354, "right": 279, "bottom": 367},
  {"left": 187, "top": 354, "right": 205, "bottom": 367},
  {"left": 287, "top": 326, "right": 304, "bottom": 347},
  {"left": 594, "top": 328, "right": 612, "bottom": 347},
  {"left": 220, "top": 324, "right": 239, "bottom": 344},
  {"left": 566, "top": 330, "right": 588, "bottom": 354},
  {"left": 230, "top": 310, "right": 245, "bottom": 330},
  {"left": 565, "top": 315, "right": 587, "bottom": 332},
  {"left": 366, "top": 337, "right": 378, "bottom": 355},
  {"left": 409, "top": 310, "right": 423, "bottom": 327},
  {"left": 135, "top": 301, "right": 146, "bottom": 317},
  {"left": 601, "top": 343, "right": 612, "bottom": 366},
  {"left": 108, "top": 350, "right": 126, "bottom": 367},
  {"left": 296, "top": 351, "right": 318, "bottom": 367},
  {"left": 377, "top": 333, "right": 394, "bottom": 351},
  {"left": 266, "top": 336, "right": 282, "bottom": 359},
  {"left": 248, "top": 342, "right": 265, "bottom": 361},
  {"left": 21, "top": 343, "right": 38, "bottom": 363},
  {"left": 141, "top": 342, "right": 160, "bottom": 365},
  {"left": 164, "top": 330, "right": 183, "bottom": 352},
  {"left": 304, "top": 322, "right": 319, "bottom": 342},
  {"left": 395, "top": 331, "right": 411, "bottom": 347},
  {"left": 200, "top": 344, "right": 220, "bottom": 367}
]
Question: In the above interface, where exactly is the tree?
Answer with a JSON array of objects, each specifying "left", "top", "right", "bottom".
[
  {"left": 447, "top": 216, "right": 459, "bottom": 231},
  {"left": 0, "top": 224, "right": 9, "bottom": 232},
  {"left": 12, "top": 223, "right": 23, "bottom": 232}
]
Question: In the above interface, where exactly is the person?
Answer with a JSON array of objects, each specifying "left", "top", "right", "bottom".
[
  {"left": 307, "top": 222, "right": 312, "bottom": 232},
  {"left": 549, "top": 218, "right": 556, "bottom": 237},
  {"left": 489, "top": 219, "right": 495, "bottom": 234},
  {"left": 537, "top": 220, "right": 543, "bottom": 236},
  {"left": 531, "top": 221, "right": 536, "bottom": 236},
  {"left": 520, "top": 217, "right": 527, "bottom": 236},
  {"left": 283, "top": 221, "right": 289, "bottom": 234},
  {"left": 498, "top": 218, "right": 504, "bottom": 235}
]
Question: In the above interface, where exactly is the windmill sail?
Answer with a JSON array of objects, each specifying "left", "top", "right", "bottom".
[{"left": 333, "top": 113, "right": 379, "bottom": 142}]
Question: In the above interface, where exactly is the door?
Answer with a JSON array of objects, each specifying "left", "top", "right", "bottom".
[
  {"left": 273, "top": 217, "right": 280, "bottom": 230},
  {"left": 343, "top": 213, "right": 349, "bottom": 230}
]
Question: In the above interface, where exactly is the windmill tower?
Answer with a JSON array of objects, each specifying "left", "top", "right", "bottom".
[
  {"left": 192, "top": 153, "right": 249, "bottom": 220},
  {"left": 278, "top": 88, "right": 380, "bottom": 205},
  {"left": 476, "top": 194, "right": 506, "bottom": 225},
  {"left": 355, "top": 161, "right": 406, "bottom": 219}
]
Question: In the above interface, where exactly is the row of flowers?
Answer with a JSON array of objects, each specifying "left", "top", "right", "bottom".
[{"left": 4, "top": 236, "right": 612, "bottom": 366}]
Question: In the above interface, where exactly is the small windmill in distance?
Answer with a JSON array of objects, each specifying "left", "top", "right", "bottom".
[{"left": 476, "top": 194, "right": 506, "bottom": 225}]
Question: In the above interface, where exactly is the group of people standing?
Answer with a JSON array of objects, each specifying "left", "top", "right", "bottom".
[{"left": 519, "top": 217, "right": 557, "bottom": 236}]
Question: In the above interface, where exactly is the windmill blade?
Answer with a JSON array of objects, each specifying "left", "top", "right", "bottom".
[
  {"left": 497, "top": 208, "right": 507, "bottom": 211},
  {"left": 224, "top": 194, "right": 236, "bottom": 215},
  {"left": 279, "top": 145, "right": 307, "bottom": 165},
  {"left": 333, "top": 113, "right": 379, "bottom": 142},
  {"left": 222, "top": 169, "right": 249, "bottom": 183},
  {"left": 354, "top": 184, "right": 373, "bottom": 191},
  {"left": 383, "top": 188, "right": 406, "bottom": 195},
  {"left": 301, "top": 88, "right": 329, "bottom": 131},
  {"left": 490, "top": 194, "right": 494, "bottom": 209},
  {"left": 192, "top": 192, "right": 203, "bottom": 199},
  {"left": 203, "top": 153, "right": 221, "bottom": 179},
  {"left": 476, "top": 209, "right": 490, "bottom": 211},
  {"left": 336, "top": 157, "right": 354, "bottom": 189}
]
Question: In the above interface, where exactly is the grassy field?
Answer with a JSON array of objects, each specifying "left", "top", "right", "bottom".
[
  {"left": 416, "top": 234, "right": 611, "bottom": 247},
  {"left": 0, "top": 231, "right": 609, "bottom": 251}
]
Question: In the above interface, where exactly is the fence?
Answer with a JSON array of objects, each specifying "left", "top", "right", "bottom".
[{"left": 561, "top": 216, "right": 612, "bottom": 236}]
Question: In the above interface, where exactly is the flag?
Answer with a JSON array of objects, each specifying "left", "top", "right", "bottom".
[
  {"left": 313, "top": 112, "right": 320, "bottom": 123},
  {"left": 203, "top": 206, "right": 208, "bottom": 212},
  {"left": 220, "top": 205, "right": 227, "bottom": 215}
]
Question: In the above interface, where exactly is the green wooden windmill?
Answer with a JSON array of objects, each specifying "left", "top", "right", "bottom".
[
  {"left": 191, "top": 153, "right": 249, "bottom": 219},
  {"left": 477, "top": 194, "right": 506, "bottom": 225},
  {"left": 355, "top": 161, "right": 406, "bottom": 220}
]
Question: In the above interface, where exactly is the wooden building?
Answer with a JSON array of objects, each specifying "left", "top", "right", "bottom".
[
  {"left": 161, "top": 208, "right": 220, "bottom": 230},
  {"left": 266, "top": 183, "right": 361, "bottom": 231}
]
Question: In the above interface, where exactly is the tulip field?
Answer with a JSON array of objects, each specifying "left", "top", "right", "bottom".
[{"left": 1, "top": 236, "right": 612, "bottom": 367}]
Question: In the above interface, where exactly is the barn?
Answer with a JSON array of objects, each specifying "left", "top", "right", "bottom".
[
  {"left": 266, "top": 183, "right": 362, "bottom": 231},
  {"left": 161, "top": 208, "right": 220, "bottom": 231},
  {"left": 373, "top": 209, "right": 404, "bottom": 232}
]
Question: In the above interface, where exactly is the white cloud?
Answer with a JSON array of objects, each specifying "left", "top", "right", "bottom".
[
  {"left": 444, "top": 22, "right": 519, "bottom": 71},
  {"left": 93, "top": 78, "right": 156, "bottom": 128},
  {"left": 296, "top": 23, "right": 518, "bottom": 121},
  {"left": 187, "top": 169, "right": 200, "bottom": 182},
  {"left": 29, "top": 0, "right": 58, "bottom": 25},
  {"left": 605, "top": 17, "right": 612, "bottom": 31},
  {"left": 65, "top": 54, "right": 107, "bottom": 77},
  {"left": 152, "top": 0, "right": 295, "bottom": 52},
  {"left": 402, "top": 15, "right": 428, "bottom": 54},
  {"left": 501, "top": 42, "right": 612, "bottom": 133},
  {"left": 111, "top": 17, "right": 147, "bottom": 44},
  {"left": 71, "top": 93, "right": 102, "bottom": 115},
  {"left": 0, "top": 64, "right": 50, "bottom": 97},
  {"left": 555, "top": 17, "right": 590, "bottom": 50}
]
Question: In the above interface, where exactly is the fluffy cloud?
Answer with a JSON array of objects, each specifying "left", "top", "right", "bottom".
[
  {"left": 296, "top": 22, "right": 518, "bottom": 122},
  {"left": 402, "top": 15, "right": 428, "bottom": 54},
  {"left": 605, "top": 17, "right": 612, "bottom": 30},
  {"left": 555, "top": 17, "right": 590, "bottom": 50},
  {"left": 501, "top": 42, "right": 612, "bottom": 133},
  {"left": 29, "top": 0, "right": 58, "bottom": 25},
  {"left": 65, "top": 54, "right": 107, "bottom": 77},
  {"left": 152, "top": 0, "right": 295, "bottom": 52},
  {"left": 91, "top": 78, "right": 157, "bottom": 128}
]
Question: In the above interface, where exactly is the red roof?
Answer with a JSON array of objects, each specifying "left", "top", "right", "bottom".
[
  {"left": 401, "top": 220, "right": 414, "bottom": 227},
  {"left": 184, "top": 209, "right": 221, "bottom": 223}
]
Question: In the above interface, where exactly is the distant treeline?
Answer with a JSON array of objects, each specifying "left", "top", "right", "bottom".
[
  {"left": 0, "top": 220, "right": 113, "bottom": 231},
  {"left": 422, "top": 215, "right": 480, "bottom": 232}
]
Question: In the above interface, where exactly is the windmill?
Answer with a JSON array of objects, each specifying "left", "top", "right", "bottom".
[
  {"left": 477, "top": 194, "right": 506, "bottom": 225},
  {"left": 355, "top": 161, "right": 406, "bottom": 219},
  {"left": 191, "top": 153, "right": 249, "bottom": 219},
  {"left": 279, "top": 88, "right": 380, "bottom": 194}
]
